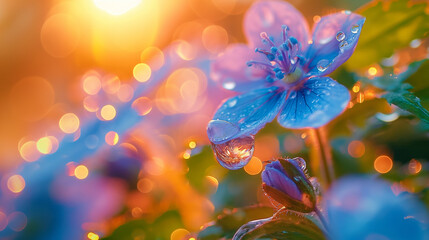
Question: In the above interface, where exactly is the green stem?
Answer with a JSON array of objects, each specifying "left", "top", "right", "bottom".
[{"left": 312, "top": 127, "right": 335, "bottom": 187}]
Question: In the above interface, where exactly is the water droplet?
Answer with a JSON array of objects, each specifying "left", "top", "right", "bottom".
[
  {"left": 289, "top": 91, "right": 297, "bottom": 99},
  {"left": 223, "top": 81, "right": 236, "bottom": 90},
  {"left": 290, "top": 157, "right": 306, "bottom": 171},
  {"left": 317, "top": 59, "right": 329, "bottom": 72},
  {"left": 290, "top": 56, "right": 298, "bottom": 65},
  {"left": 207, "top": 120, "right": 240, "bottom": 143},
  {"left": 211, "top": 135, "right": 255, "bottom": 170},
  {"left": 233, "top": 217, "right": 271, "bottom": 240},
  {"left": 351, "top": 25, "right": 359, "bottom": 34},
  {"left": 336, "top": 31, "right": 345, "bottom": 41},
  {"left": 228, "top": 99, "right": 237, "bottom": 107},
  {"left": 339, "top": 41, "right": 348, "bottom": 51},
  {"left": 344, "top": 10, "right": 351, "bottom": 15}
]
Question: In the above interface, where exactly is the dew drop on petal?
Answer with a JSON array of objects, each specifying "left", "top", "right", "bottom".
[
  {"left": 336, "top": 31, "right": 345, "bottom": 41},
  {"left": 290, "top": 157, "right": 306, "bottom": 171},
  {"left": 289, "top": 91, "right": 297, "bottom": 99},
  {"left": 211, "top": 135, "right": 255, "bottom": 170},
  {"left": 351, "top": 25, "right": 359, "bottom": 34},
  {"left": 344, "top": 10, "right": 351, "bottom": 15},
  {"left": 339, "top": 41, "right": 348, "bottom": 51},
  {"left": 207, "top": 119, "right": 240, "bottom": 143},
  {"left": 317, "top": 59, "right": 330, "bottom": 72},
  {"left": 228, "top": 99, "right": 237, "bottom": 107}
]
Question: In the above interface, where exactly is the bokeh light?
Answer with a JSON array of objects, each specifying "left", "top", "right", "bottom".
[
  {"left": 7, "top": 212, "right": 27, "bottom": 232},
  {"left": 132, "top": 97, "right": 152, "bottom": 116},
  {"left": 36, "top": 137, "right": 53, "bottom": 154},
  {"left": 100, "top": 105, "right": 116, "bottom": 121},
  {"left": 137, "top": 178, "right": 154, "bottom": 193},
  {"left": 105, "top": 131, "right": 119, "bottom": 146},
  {"left": 7, "top": 175, "right": 25, "bottom": 194},
  {"left": 74, "top": 165, "right": 89, "bottom": 180},
  {"left": 87, "top": 232, "right": 100, "bottom": 240},
  {"left": 170, "top": 228, "right": 190, "bottom": 240},
  {"left": 40, "top": 13, "right": 80, "bottom": 58},
  {"left": 374, "top": 155, "right": 393, "bottom": 174},
  {"left": 408, "top": 159, "right": 422, "bottom": 175},
  {"left": 348, "top": 141, "right": 365, "bottom": 158},
  {"left": 19, "top": 141, "right": 41, "bottom": 162},
  {"left": 133, "top": 63, "right": 152, "bottom": 82},
  {"left": 244, "top": 157, "right": 263, "bottom": 175},
  {"left": 59, "top": 113, "right": 80, "bottom": 134},
  {"left": 83, "top": 75, "right": 102, "bottom": 95}
]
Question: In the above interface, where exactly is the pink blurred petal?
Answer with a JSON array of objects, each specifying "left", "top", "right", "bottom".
[
  {"left": 244, "top": 0, "right": 310, "bottom": 50},
  {"left": 210, "top": 43, "right": 268, "bottom": 92}
]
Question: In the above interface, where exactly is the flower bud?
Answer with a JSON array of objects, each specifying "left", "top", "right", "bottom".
[{"left": 261, "top": 158, "right": 316, "bottom": 212}]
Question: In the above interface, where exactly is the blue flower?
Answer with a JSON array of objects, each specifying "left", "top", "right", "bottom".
[
  {"left": 207, "top": 0, "right": 365, "bottom": 167},
  {"left": 325, "top": 176, "right": 429, "bottom": 240},
  {"left": 261, "top": 158, "right": 316, "bottom": 213}
]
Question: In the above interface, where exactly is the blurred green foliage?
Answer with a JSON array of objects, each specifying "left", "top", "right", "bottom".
[{"left": 346, "top": 0, "right": 429, "bottom": 69}]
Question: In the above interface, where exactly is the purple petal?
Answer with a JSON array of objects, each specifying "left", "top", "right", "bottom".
[
  {"left": 305, "top": 12, "right": 365, "bottom": 77},
  {"left": 262, "top": 165, "right": 301, "bottom": 200},
  {"left": 326, "top": 176, "right": 429, "bottom": 240},
  {"left": 210, "top": 44, "right": 269, "bottom": 92},
  {"left": 208, "top": 86, "right": 286, "bottom": 144},
  {"left": 244, "top": 0, "right": 310, "bottom": 50},
  {"left": 277, "top": 77, "right": 350, "bottom": 128}
]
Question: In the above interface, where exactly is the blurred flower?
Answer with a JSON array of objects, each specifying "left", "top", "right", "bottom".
[
  {"left": 261, "top": 158, "right": 316, "bottom": 212},
  {"left": 325, "top": 176, "right": 429, "bottom": 240},
  {"left": 208, "top": 0, "right": 365, "bottom": 148}
]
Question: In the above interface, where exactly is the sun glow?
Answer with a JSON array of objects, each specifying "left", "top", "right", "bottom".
[{"left": 93, "top": 0, "right": 142, "bottom": 16}]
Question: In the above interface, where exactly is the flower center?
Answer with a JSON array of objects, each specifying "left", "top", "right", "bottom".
[{"left": 247, "top": 25, "right": 305, "bottom": 85}]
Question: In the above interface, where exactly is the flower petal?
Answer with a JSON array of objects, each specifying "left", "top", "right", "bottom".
[
  {"left": 244, "top": 0, "right": 310, "bottom": 49},
  {"left": 262, "top": 166, "right": 301, "bottom": 200},
  {"left": 210, "top": 43, "right": 269, "bottom": 92},
  {"left": 277, "top": 77, "right": 350, "bottom": 128},
  {"left": 208, "top": 86, "right": 286, "bottom": 144},
  {"left": 326, "top": 176, "right": 429, "bottom": 240},
  {"left": 305, "top": 12, "right": 365, "bottom": 77}
]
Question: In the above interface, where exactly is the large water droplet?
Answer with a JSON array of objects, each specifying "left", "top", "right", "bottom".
[
  {"left": 317, "top": 59, "right": 329, "bottom": 72},
  {"left": 290, "top": 157, "right": 306, "bottom": 171},
  {"left": 211, "top": 135, "right": 255, "bottom": 170},
  {"left": 207, "top": 120, "right": 240, "bottom": 143},
  {"left": 351, "top": 25, "right": 359, "bottom": 34},
  {"left": 336, "top": 31, "right": 345, "bottom": 41}
]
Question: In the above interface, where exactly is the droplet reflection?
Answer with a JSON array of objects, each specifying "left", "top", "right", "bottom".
[{"left": 211, "top": 135, "right": 255, "bottom": 170}]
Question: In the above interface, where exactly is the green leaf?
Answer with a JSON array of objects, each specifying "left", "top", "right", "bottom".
[
  {"left": 102, "top": 211, "right": 183, "bottom": 240},
  {"left": 328, "top": 98, "right": 391, "bottom": 137},
  {"left": 346, "top": 0, "right": 429, "bottom": 69},
  {"left": 383, "top": 91, "right": 429, "bottom": 123},
  {"left": 233, "top": 209, "right": 326, "bottom": 240},
  {"left": 198, "top": 206, "right": 275, "bottom": 240},
  {"left": 186, "top": 146, "right": 225, "bottom": 194}
]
